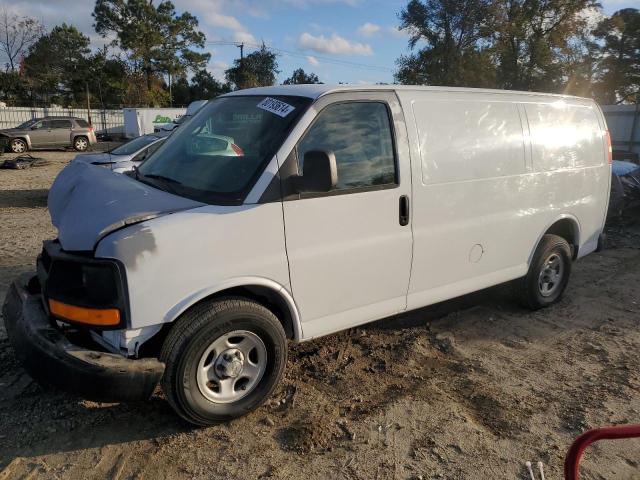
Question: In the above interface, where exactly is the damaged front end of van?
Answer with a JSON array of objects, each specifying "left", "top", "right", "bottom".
[{"left": 2, "top": 161, "right": 202, "bottom": 402}]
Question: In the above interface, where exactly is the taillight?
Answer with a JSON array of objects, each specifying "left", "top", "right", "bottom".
[
  {"left": 605, "top": 130, "right": 612, "bottom": 164},
  {"left": 231, "top": 143, "right": 244, "bottom": 156}
]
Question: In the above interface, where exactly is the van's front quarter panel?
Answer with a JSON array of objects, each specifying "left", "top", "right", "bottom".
[{"left": 94, "top": 202, "right": 290, "bottom": 331}]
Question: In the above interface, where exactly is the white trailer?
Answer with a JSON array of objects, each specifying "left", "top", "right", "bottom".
[{"left": 123, "top": 108, "right": 186, "bottom": 138}]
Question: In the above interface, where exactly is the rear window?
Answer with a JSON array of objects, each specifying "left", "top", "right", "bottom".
[
  {"left": 75, "top": 119, "right": 89, "bottom": 128},
  {"left": 50, "top": 119, "right": 72, "bottom": 129}
]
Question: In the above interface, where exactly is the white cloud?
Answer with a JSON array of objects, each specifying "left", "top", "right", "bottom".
[
  {"left": 282, "top": 0, "right": 361, "bottom": 7},
  {"left": 387, "top": 26, "right": 410, "bottom": 39},
  {"left": 204, "top": 11, "right": 245, "bottom": 31},
  {"left": 208, "top": 59, "right": 229, "bottom": 81},
  {"left": 306, "top": 55, "right": 319, "bottom": 66},
  {"left": 233, "top": 30, "right": 257, "bottom": 44},
  {"left": 357, "top": 22, "right": 380, "bottom": 37},
  {"left": 181, "top": 0, "right": 258, "bottom": 45},
  {"left": 298, "top": 32, "right": 373, "bottom": 56}
]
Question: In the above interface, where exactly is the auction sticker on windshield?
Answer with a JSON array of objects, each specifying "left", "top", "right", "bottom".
[{"left": 257, "top": 97, "right": 295, "bottom": 117}]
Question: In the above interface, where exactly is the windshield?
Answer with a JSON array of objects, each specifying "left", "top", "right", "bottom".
[
  {"left": 137, "top": 95, "right": 310, "bottom": 204},
  {"left": 112, "top": 135, "right": 160, "bottom": 155},
  {"left": 16, "top": 119, "right": 38, "bottom": 129}
]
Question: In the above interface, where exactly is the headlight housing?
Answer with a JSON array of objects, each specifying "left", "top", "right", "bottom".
[{"left": 39, "top": 241, "right": 129, "bottom": 329}]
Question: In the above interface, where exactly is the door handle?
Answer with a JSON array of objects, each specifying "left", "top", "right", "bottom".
[{"left": 399, "top": 195, "right": 410, "bottom": 226}]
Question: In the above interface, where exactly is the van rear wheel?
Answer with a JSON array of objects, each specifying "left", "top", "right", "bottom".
[
  {"left": 160, "top": 298, "right": 287, "bottom": 426},
  {"left": 518, "top": 234, "right": 572, "bottom": 310}
]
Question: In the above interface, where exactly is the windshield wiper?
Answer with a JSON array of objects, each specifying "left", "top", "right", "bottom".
[
  {"left": 143, "top": 173, "right": 182, "bottom": 184},
  {"left": 136, "top": 172, "right": 182, "bottom": 194}
]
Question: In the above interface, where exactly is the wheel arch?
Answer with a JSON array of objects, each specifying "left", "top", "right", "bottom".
[
  {"left": 164, "top": 278, "right": 303, "bottom": 342},
  {"left": 529, "top": 215, "right": 581, "bottom": 264}
]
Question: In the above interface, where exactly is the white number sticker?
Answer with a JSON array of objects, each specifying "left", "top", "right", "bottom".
[{"left": 257, "top": 97, "right": 295, "bottom": 117}]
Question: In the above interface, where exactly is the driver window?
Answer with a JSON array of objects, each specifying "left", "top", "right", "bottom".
[
  {"left": 32, "top": 121, "right": 47, "bottom": 130},
  {"left": 297, "top": 102, "right": 397, "bottom": 191}
]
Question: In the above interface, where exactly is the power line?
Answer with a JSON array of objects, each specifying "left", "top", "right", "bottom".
[{"left": 206, "top": 41, "right": 394, "bottom": 73}]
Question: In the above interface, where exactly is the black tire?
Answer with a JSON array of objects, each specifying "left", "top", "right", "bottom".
[
  {"left": 160, "top": 297, "right": 287, "bottom": 426},
  {"left": 10, "top": 138, "right": 27, "bottom": 153},
  {"left": 73, "top": 136, "right": 89, "bottom": 151},
  {"left": 518, "top": 234, "right": 572, "bottom": 310}
]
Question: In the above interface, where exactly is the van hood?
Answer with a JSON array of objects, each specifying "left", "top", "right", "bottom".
[{"left": 49, "top": 162, "right": 203, "bottom": 251}]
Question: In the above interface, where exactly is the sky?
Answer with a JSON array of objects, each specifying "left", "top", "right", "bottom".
[{"left": 1, "top": 0, "right": 639, "bottom": 85}]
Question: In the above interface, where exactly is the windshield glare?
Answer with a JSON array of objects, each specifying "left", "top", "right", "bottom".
[
  {"left": 112, "top": 135, "right": 160, "bottom": 155},
  {"left": 137, "top": 95, "right": 310, "bottom": 204}
]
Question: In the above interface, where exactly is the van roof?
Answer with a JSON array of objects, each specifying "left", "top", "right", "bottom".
[{"left": 222, "top": 84, "right": 588, "bottom": 101}]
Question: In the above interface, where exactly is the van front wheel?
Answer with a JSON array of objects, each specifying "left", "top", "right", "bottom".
[
  {"left": 160, "top": 298, "right": 287, "bottom": 426},
  {"left": 518, "top": 234, "right": 572, "bottom": 310}
]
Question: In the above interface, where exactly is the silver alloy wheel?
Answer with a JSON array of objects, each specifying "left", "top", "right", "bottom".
[
  {"left": 75, "top": 137, "right": 88, "bottom": 151},
  {"left": 196, "top": 330, "right": 267, "bottom": 404},
  {"left": 11, "top": 139, "right": 26, "bottom": 153},
  {"left": 538, "top": 253, "right": 564, "bottom": 297}
]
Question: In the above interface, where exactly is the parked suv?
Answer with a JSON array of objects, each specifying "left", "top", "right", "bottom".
[{"left": 0, "top": 116, "right": 97, "bottom": 153}]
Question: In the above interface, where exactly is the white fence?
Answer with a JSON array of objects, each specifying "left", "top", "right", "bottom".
[
  {"left": 0, "top": 107, "right": 124, "bottom": 136},
  {"left": 602, "top": 104, "right": 640, "bottom": 155}
]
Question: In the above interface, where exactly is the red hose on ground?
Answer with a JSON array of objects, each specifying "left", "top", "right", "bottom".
[{"left": 565, "top": 424, "right": 640, "bottom": 480}]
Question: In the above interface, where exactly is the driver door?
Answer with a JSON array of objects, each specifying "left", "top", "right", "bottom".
[{"left": 281, "top": 92, "right": 413, "bottom": 338}]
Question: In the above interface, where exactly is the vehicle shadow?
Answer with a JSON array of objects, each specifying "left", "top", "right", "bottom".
[{"left": 0, "top": 189, "right": 49, "bottom": 208}]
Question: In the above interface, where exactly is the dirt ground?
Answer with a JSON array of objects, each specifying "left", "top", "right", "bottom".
[{"left": 1, "top": 149, "right": 640, "bottom": 480}]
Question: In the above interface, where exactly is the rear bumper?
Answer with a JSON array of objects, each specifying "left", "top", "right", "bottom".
[{"left": 2, "top": 274, "right": 164, "bottom": 402}]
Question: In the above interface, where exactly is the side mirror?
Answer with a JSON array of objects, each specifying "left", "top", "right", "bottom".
[{"left": 295, "top": 150, "right": 338, "bottom": 193}]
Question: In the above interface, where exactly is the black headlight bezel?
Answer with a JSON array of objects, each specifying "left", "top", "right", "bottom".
[{"left": 38, "top": 240, "right": 130, "bottom": 330}]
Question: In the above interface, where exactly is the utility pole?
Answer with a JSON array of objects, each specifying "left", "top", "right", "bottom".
[
  {"left": 85, "top": 82, "right": 92, "bottom": 127},
  {"left": 237, "top": 42, "right": 244, "bottom": 89}
]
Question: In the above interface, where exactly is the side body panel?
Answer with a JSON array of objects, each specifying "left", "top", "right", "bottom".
[
  {"left": 95, "top": 203, "right": 291, "bottom": 331},
  {"left": 398, "top": 91, "right": 609, "bottom": 311}
]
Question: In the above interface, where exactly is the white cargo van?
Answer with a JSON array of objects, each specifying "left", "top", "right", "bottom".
[{"left": 4, "top": 85, "right": 611, "bottom": 425}]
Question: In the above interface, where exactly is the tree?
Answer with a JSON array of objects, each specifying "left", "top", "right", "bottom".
[
  {"left": 592, "top": 8, "right": 640, "bottom": 104},
  {"left": 283, "top": 68, "right": 321, "bottom": 85},
  {"left": 93, "top": 0, "right": 210, "bottom": 95},
  {"left": 23, "top": 24, "right": 91, "bottom": 105},
  {"left": 394, "top": 0, "right": 494, "bottom": 87},
  {"left": 0, "top": 8, "right": 44, "bottom": 72},
  {"left": 225, "top": 44, "right": 279, "bottom": 89},
  {"left": 88, "top": 48, "right": 129, "bottom": 107},
  {"left": 190, "top": 69, "right": 230, "bottom": 99},
  {"left": 168, "top": 70, "right": 230, "bottom": 105},
  {"left": 489, "top": 0, "right": 598, "bottom": 91},
  {"left": 0, "top": 70, "right": 29, "bottom": 104}
]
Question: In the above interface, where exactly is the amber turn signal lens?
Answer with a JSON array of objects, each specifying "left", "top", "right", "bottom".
[{"left": 48, "top": 299, "right": 120, "bottom": 326}]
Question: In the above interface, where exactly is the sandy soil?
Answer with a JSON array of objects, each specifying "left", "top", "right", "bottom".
[{"left": 1, "top": 150, "right": 640, "bottom": 480}]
